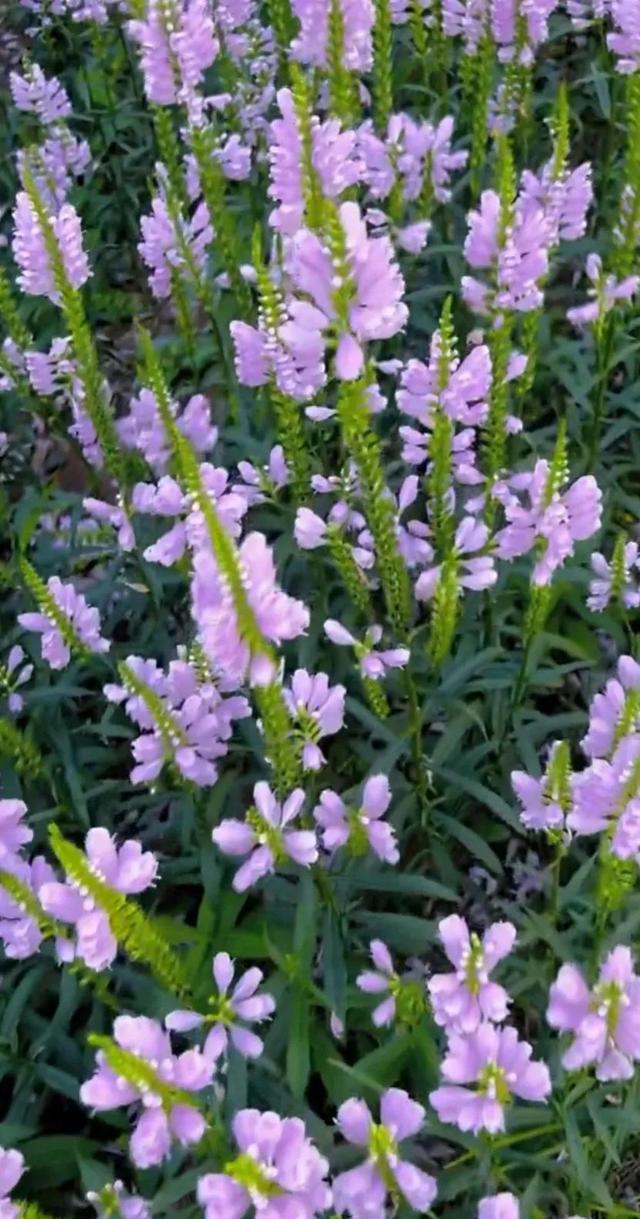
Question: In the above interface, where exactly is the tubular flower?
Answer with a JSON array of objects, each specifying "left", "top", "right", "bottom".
[
  {"left": 166, "top": 951, "right": 275, "bottom": 1059},
  {"left": 333, "top": 1089, "right": 437, "bottom": 1218},
  {"left": 428, "top": 916, "right": 516, "bottom": 1032},
  {"left": 212, "top": 781, "right": 318, "bottom": 891},
  {"left": 547, "top": 947, "right": 640, "bottom": 1080},
  {"left": 430, "top": 1023, "right": 551, "bottom": 1133}
]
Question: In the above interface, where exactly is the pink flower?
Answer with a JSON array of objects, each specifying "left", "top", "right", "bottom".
[
  {"left": 567, "top": 254, "right": 639, "bottom": 327},
  {"left": 428, "top": 916, "right": 516, "bottom": 1032},
  {"left": 568, "top": 735, "right": 640, "bottom": 859},
  {"left": 13, "top": 194, "right": 90, "bottom": 302},
  {"left": 478, "top": 1195, "right": 520, "bottom": 1219},
  {"left": 356, "top": 940, "right": 427, "bottom": 1027},
  {"left": 324, "top": 620, "right": 409, "bottom": 679},
  {"left": 416, "top": 518, "right": 496, "bottom": 601},
  {"left": 0, "top": 799, "right": 32, "bottom": 865},
  {"left": 582, "top": 655, "right": 640, "bottom": 759},
  {"left": 547, "top": 948, "right": 640, "bottom": 1080},
  {"left": 0, "top": 855, "right": 56, "bottom": 960},
  {"left": 2, "top": 644, "right": 33, "bottom": 714},
  {"left": 313, "top": 775, "right": 398, "bottom": 863},
  {"left": 39, "top": 828, "right": 158, "bottom": 971},
  {"left": 291, "top": 0, "right": 374, "bottom": 70},
  {"left": 166, "top": 951, "right": 275, "bottom": 1059},
  {"left": 212, "top": 781, "right": 318, "bottom": 891},
  {"left": 284, "top": 669, "right": 346, "bottom": 769},
  {"left": 430, "top": 1023, "right": 551, "bottom": 1133},
  {"left": 589, "top": 543, "right": 640, "bottom": 612},
  {"left": 18, "top": 576, "right": 110, "bottom": 669},
  {"left": 198, "top": 1109, "right": 330, "bottom": 1219},
  {"left": 333, "top": 1089, "right": 437, "bottom": 1218},
  {"left": 608, "top": 0, "right": 640, "bottom": 72},
  {"left": 0, "top": 1146, "right": 24, "bottom": 1219},
  {"left": 10, "top": 64, "right": 71, "bottom": 122},
  {"left": 495, "top": 460, "right": 602, "bottom": 585},
  {"left": 81, "top": 1015, "right": 212, "bottom": 1168}
]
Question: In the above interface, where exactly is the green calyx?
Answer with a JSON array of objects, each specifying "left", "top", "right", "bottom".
[
  {"left": 463, "top": 932, "right": 485, "bottom": 997},
  {"left": 224, "top": 1151, "right": 283, "bottom": 1198},
  {"left": 592, "top": 979, "right": 625, "bottom": 1039},
  {"left": 246, "top": 805, "right": 285, "bottom": 862},
  {"left": 477, "top": 1060, "right": 511, "bottom": 1105},
  {"left": 390, "top": 976, "right": 427, "bottom": 1027},
  {"left": 368, "top": 1122, "right": 399, "bottom": 1193}
]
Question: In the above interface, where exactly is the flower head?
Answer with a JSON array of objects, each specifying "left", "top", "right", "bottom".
[
  {"left": 167, "top": 951, "right": 275, "bottom": 1059},
  {"left": 547, "top": 947, "right": 640, "bottom": 1080},
  {"left": 313, "top": 775, "right": 398, "bottom": 863},
  {"left": 0, "top": 1146, "right": 24, "bottom": 1219},
  {"left": 212, "top": 781, "right": 318, "bottom": 891},
  {"left": 284, "top": 669, "right": 346, "bottom": 769},
  {"left": 430, "top": 1023, "right": 551, "bottom": 1133},
  {"left": 333, "top": 1089, "right": 437, "bottom": 1218},
  {"left": 357, "top": 939, "right": 427, "bottom": 1027},
  {"left": 18, "top": 576, "right": 110, "bottom": 669},
  {"left": 0, "top": 799, "right": 32, "bottom": 866},
  {"left": 428, "top": 916, "right": 516, "bottom": 1032}
]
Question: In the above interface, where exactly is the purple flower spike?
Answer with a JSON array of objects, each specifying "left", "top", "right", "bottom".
[
  {"left": 198, "top": 1108, "right": 331, "bottom": 1219},
  {"left": 166, "top": 951, "right": 275, "bottom": 1060},
  {"left": 0, "top": 799, "right": 32, "bottom": 866},
  {"left": 284, "top": 669, "right": 346, "bottom": 770},
  {"left": 581, "top": 655, "right": 640, "bottom": 759},
  {"left": 430, "top": 1023, "right": 551, "bottom": 1133},
  {"left": 333, "top": 1088, "right": 437, "bottom": 1218},
  {"left": 314, "top": 775, "right": 399, "bottom": 863},
  {"left": 18, "top": 575, "right": 110, "bottom": 669},
  {"left": 39, "top": 827, "right": 158, "bottom": 971},
  {"left": 80, "top": 1015, "right": 212, "bottom": 1168},
  {"left": 428, "top": 915, "right": 516, "bottom": 1033},
  {"left": 547, "top": 947, "right": 640, "bottom": 1081},
  {"left": 212, "top": 781, "right": 318, "bottom": 891}
]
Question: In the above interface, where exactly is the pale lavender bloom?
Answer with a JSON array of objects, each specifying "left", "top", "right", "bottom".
[
  {"left": 269, "top": 88, "right": 362, "bottom": 234},
  {"left": 0, "top": 1147, "right": 24, "bottom": 1219},
  {"left": 139, "top": 180, "right": 212, "bottom": 300},
  {"left": 18, "top": 576, "right": 110, "bottom": 669},
  {"left": 39, "top": 828, "right": 158, "bottom": 971},
  {"left": 568, "top": 734, "right": 640, "bottom": 858},
  {"left": 283, "top": 669, "right": 346, "bottom": 769},
  {"left": 18, "top": 131, "right": 91, "bottom": 209},
  {"left": 105, "top": 656, "right": 250, "bottom": 788},
  {"left": 519, "top": 161, "right": 592, "bottom": 244},
  {"left": 135, "top": 464, "right": 246, "bottom": 566},
  {"left": 235, "top": 446, "right": 289, "bottom": 505},
  {"left": 324, "top": 620, "right": 409, "bottom": 680},
  {"left": 428, "top": 916, "right": 516, "bottom": 1032},
  {"left": 192, "top": 532, "right": 309, "bottom": 686},
  {"left": 396, "top": 220, "right": 432, "bottom": 253},
  {"left": 399, "top": 336, "right": 492, "bottom": 428},
  {"left": 415, "top": 518, "right": 496, "bottom": 601},
  {"left": 608, "top": 0, "right": 640, "bottom": 71},
  {"left": 582, "top": 655, "right": 640, "bottom": 759},
  {"left": 82, "top": 498, "right": 135, "bottom": 552},
  {"left": 495, "top": 460, "right": 602, "bottom": 585},
  {"left": 198, "top": 1109, "right": 330, "bottom": 1219},
  {"left": 430, "top": 1023, "right": 551, "bottom": 1133},
  {"left": 1, "top": 645, "right": 33, "bottom": 714},
  {"left": 87, "top": 1181, "right": 151, "bottom": 1219},
  {"left": 216, "top": 133, "right": 252, "bottom": 180},
  {"left": 358, "top": 113, "right": 466, "bottom": 207},
  {"left": 12, "top": 194, "right": 90, "bottom": 302},
  {"left": 478, "top": 1194, "right": 520, "bottom": 1219},
  {"left": 291, "top": 0, "right": 374, "bottom": 70},
  {"left": 0, "top": 855, "right": 56, "bottom": 960},
  {"left": 128, "top": 0, "right": 218, "bottom": 106},
  {"left": 118, "top": 387, "right": 217, "bottom": 473},
  {"left": 491, "top": 0, "right": 558, "bottom": 62},
  {"left": 80, "top": 1015, "right": 212, "bottom": 1168},
  {"left": 588, "top": 543, "right": 640, "bottom": 612},
  {"left": 314, "top": 774, "right": 398, "bottom": 863},
  {"left": 567, "top": 254, "right": 639, "bottom": 327},
  {"left": 356, "top": 939, "right": 401, "bottom": 1026},
  {"left": 333, "top": 1089, "right": 437, "bottom": 1218},
  {"left": 166, "top": 951, "right": 275, "bottom": 1059},
  {"left": 10, "top": 64, "right": 71, "bottom": 122},
  {"left": 547, "top": 947, "right": 640, "bottom": 1080},
  {"left": 511, "top": 747, "right": 570, "bottom": 832},
  {"left": 212, "top": 781, "right": 318, "bottom": 892},
  {"left": 0, "top": 799, "right": 32, "bottom": 866}
]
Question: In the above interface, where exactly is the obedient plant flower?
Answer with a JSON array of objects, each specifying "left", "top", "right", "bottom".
[
  {"left": 324, "top": 620, "right": 410, "bottom": 679},
  {"left": 87, "top": 1181, "right": 151, "bottom": 1219},
  {"left": 495, "top": 460, "right": 602, "bottom": 585},
  {"left": 39, "top": 827, "right": 158, "bottom": 971},
  {"left": 119, "top": 387, "right": 216, "bottom": 473},
  {"left": 198, "top": 1108, "right": 331, "bottom": 1219},
  {"left": 166, "top": 951, "right": 275, "bottom": 1059},
  {"left": 568, "top": 734, "right": 640, "bottom": 858},
  {"left": 80, "top": 1015, "right": 212, "bottom": 1168},
  {"left": 18, "top": 575, "right": 110, "bottom": 669},
  {"left": 212, "top": 781, "right": 318, "bottom": 891},
  {"left": 283, "top": 669, "right": 346, "bottom": 769},
  {"left": 134, "top": 466, "right": 247, "bottom": 566},
  {"left": 12, "top": 193, "right": 90, "bottom": 302},
  {"left": 0, "top": 1146, "right": 24, "bottom": 1219},
  {"left": 588, "top": 540, "right": 640, "bottom": 612},
  {"left": 478, "top": 1194, "right": 520, "bottom": 1219},
  {"left": 105, "top": 656, "right": 250, "bottom": 787},
  {"left": 235, "top": 445, "right": 289, "bottom": 505},
  {"left": 357, "top": 939, "right": 427, "bottom": 1027},
  {"left": 10, "top": 63, "right": 71, "bottom": 121},
  {"left": 512, "top": 740, "right": 573, "bottom": 832},
  {"left": 582, "top": 655, "right": 640, "bottom": 759},
  {"left": 192, "top": 532, "right": 309, "bottom": 686},
  {"left": 358, "top": 114, "right": 467, "bottom": 208},
  {"left": 399, "top": 335, "right": 492, "bottom": 429},
  {"left": 416, "top": 518, "right": 496, "bottom": 602},
  {"left": 428, "top": 915, "right": 516, "bottom": 1032},
  {"left": 333, "top": 1089, "right": 437, "bottom": 1218},
  {"left": 268, "top": 87, "right": 362, "bottom": 234},
  {"left": 313, "top": 774, "right": 399, "bottom": 862},
  {"left": 128, "top": 0, "right": 218, "bottom": 108},
  {"left": 491, "top": 0, "right": 558, "bottom": 63},
  {"left": 519, "top": 160, "right": 592, "bottom": 245},
  {"left": 0, "top": 854, "right": 56, "bottom": 960},
  {"left": 547, "top": 947, "right": 640, "bottom": 1080},
  {"left": 82, "top": 497, "right": 135, "bottom": 552},
  {"left": 567, "top": 254, "right": 639, "bottom": 327},
  {"left": 0, "top": 799, "right": 32, "bottom": 865},
  {"left": 430, "top": 1023, "right": 551, "bottom": 1133},
  {"left": 0, "top": 645, "right": 33, "bottom": 714},
  {"left": 291, "top": 0, "right": 375, "bottom": 70},
  {"left": 138, "top": 178, "right": 212, "bottom": 301},
  {"left": 608, "top": 0, "right": 640, "bottom": 72},
  {"left": 463, "top": 188, "right": 550, "bottom": 316}
]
